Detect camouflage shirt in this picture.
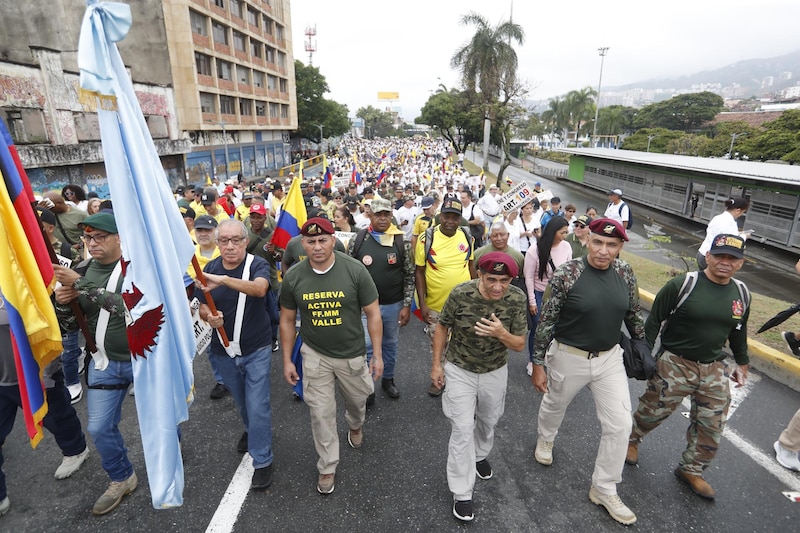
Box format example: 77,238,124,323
533,256,646,366
439,279,528,373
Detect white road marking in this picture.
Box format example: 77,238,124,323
678,372,800,491
205,454,254,533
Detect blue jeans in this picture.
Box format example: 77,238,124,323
527,290,544,362
61,330,81,386
362,300,402,379
87,360,134,482
0,371,87,499
212,346,273,468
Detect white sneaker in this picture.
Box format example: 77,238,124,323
774,441,800,471
55,447,90,479
0,496,9,515
589,486,637,525
534,436,554,465
526,362,533,376
67,383,83,404
128,384,135,396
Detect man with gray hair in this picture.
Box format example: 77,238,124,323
195,219,274,491
474,221,525,277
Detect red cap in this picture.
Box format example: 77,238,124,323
301,217,335,236
250,204,267,216
477,251,519,278
588,218,628,241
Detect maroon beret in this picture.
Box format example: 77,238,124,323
301,217,335,236
477,251,518,278
588,217,628,241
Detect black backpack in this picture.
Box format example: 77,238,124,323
618,202,633,229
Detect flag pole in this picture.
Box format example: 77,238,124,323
191,255,230,347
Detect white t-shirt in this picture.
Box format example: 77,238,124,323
394,205,419,241
698,210,740,254
604,200,630,225
514,214,540,254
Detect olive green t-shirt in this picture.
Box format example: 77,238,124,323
78,260,131,362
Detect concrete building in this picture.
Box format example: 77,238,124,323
0,0,297,196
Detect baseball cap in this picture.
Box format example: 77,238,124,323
179,206,196,220
421,196,435,209
79,212,118,234
574,214,592,227
588,217,628,241
175,185,186,195
35,206,56,225
441,197,463,215
250,204,267,217
243,192,254,200
609,188,623,196
194,215,218,230
709,234,745,259
370,197,392,213
301,217,335,236
478,251,518,278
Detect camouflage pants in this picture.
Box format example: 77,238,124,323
630,350,731,475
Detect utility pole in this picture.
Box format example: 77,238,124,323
592,47,609,148
207,119,230,179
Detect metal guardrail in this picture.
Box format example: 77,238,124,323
278,155,324,177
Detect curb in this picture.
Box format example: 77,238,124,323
638,288,800,391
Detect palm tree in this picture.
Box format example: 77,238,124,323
451,11,525,171
563,87,597,144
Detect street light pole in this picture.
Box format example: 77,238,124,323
591,47,609,148
729,132,747,159
315,124,324,154
207,119,230,179
647,134,657,152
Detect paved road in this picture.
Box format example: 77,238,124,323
3,318,800,532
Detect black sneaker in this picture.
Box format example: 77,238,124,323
476,459,493,480
210,383,229,400
782,332,800,357
453,499,474,521
251,464,273,490
237,432,248,454
382,378,400,399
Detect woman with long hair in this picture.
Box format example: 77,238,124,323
62,184,88,211
524,216,572,375
333,206,356,233
514,201,540,254
696,197,750,269
86,197,102,215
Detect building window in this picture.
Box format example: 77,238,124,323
255,101,266,116
233,31,246,52
253,71,264,88
200,93,216,113
247,7,259,26
279,78,287,93
220,96,235,115
237,65,250,85
189,10,208,36
275,24,285,41
277,52,286,69
230,0,242,18
267,75,277,91
251,40,263,59
240,98,252,116
263,15,273,35
280,104,289,118
217,60,232,81
265,46,275,64
213,0,224,7
212,22,228,45
269,102,279,118
195,52,212,76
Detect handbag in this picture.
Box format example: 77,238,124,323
618,330,656,380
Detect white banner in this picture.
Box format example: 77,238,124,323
190,297,213,357
335,231,357,249
498,182,537,212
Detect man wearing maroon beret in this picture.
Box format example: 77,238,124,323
431,251,528,521
531,217,646,525
280,217,383,496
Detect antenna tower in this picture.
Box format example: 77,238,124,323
304,25,317,65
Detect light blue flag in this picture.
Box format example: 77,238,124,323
78,1,196,508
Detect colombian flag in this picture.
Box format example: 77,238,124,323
271,174,307,249
351,155,362,185
0,118,62,447
376,163,387,187
323,155,333,189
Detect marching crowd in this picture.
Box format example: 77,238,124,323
1,136,800,525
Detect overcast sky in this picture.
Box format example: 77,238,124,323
289,0,800,121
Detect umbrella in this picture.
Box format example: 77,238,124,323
757,303,800,333
291,333,304,400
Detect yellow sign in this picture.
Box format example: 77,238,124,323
377,91,399,100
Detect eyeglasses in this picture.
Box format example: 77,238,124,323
216,237,246,246
64,190,75,197
80,233,109,244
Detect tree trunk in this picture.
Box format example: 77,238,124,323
481,117,491,172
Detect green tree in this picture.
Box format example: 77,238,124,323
621,128,682,152
451,11,525,171
294,61,350,144
633,92,724,132
596,105,637,144
417,88,483,153
356,106,395,139
744,109,800,163
563,87,597,144
698,121,757,158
